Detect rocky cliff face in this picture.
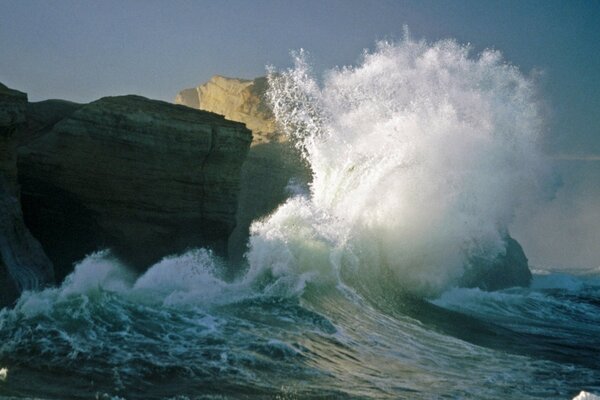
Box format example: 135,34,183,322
0,83,27,192
176,76,310,265
0,83,54,306
176,75,533,289
19,95,252,280
176,76,280,145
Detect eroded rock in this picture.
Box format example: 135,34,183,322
19,95,252,279
0,83,54,306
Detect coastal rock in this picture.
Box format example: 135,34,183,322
228,141,310,265
460,235,532,290
0,83,27,192
23,99,82,144
0,83,54,306
19,95,251,280
176,75,280,145
176,75,310,265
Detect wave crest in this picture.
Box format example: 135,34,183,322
254,37,547,297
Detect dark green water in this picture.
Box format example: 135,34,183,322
0,251,598,399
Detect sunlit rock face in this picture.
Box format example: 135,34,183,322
176,76,310,266
18,95,251,279
176,75,280,145
0,83,54,306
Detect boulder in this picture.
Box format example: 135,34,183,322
460,235,532,290
0,83,54,306
18,95,251,280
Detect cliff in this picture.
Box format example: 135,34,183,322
176,75,310,265
0,83,54,306
175,76,280,145
19,95,252,280
175,75,533,289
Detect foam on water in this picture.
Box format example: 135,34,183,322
246,36,547,297
133,249,250,306
8,249,252,321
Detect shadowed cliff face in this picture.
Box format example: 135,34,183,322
18,95,251,279
0,83,54,306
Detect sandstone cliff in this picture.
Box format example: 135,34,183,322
176,76,311,265
175,75,532,289
0,83,54,306
19,95,252,280
175,76,279,145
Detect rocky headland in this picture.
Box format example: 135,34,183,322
19,95,251,280
176,75,280,145
0,83,54,306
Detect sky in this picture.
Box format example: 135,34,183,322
0,0,599,269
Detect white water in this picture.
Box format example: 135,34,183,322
247,37,548,297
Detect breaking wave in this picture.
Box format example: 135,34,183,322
250,36,547,297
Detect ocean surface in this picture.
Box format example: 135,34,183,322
2,37,599,399
0,253,598,399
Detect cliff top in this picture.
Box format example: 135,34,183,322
0,83,26,98
90,94,250,130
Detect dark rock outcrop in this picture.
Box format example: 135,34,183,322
176,75,311,266
228,142,310,265
19,95,252,280
460,235,532,290
23,99,82,144
0,83,54,306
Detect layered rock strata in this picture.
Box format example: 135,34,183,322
19,95,252,279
